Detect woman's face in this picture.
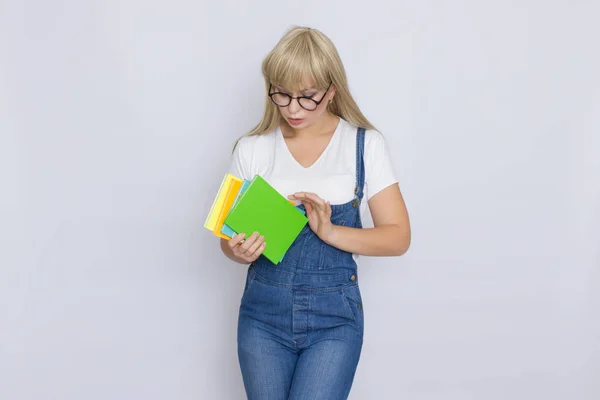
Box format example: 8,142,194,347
270,81,335,130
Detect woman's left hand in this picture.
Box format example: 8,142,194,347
288,192,336,243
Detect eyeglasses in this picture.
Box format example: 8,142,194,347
268,82,332,111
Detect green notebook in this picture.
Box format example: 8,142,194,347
224,175,308,265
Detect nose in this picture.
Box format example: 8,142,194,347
287,97,302,114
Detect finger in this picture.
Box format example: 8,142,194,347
317,200,331,216
238,232,259,253
305,193,326,208
246,235,264,256
303,201,314,214
303,199,324,216
228,232,246,248
288,192,313,200
295,193,323,212
251,242,267,260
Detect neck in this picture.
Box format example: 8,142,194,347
283,113,340,138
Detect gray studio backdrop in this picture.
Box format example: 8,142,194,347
1,1,599,399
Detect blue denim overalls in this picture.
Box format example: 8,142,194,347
237,128,366,400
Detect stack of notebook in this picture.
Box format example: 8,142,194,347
204,173,308,264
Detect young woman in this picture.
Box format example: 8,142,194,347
220,26,411,399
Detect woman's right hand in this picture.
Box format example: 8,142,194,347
225,232,266,264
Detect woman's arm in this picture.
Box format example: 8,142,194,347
289,183,411,257
327,184,410,256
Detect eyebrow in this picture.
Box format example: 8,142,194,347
275,85,317,94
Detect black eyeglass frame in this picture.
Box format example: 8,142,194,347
268,81,333,111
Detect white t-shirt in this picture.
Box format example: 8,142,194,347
227,118,398,258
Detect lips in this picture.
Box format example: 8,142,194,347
288,118,304,126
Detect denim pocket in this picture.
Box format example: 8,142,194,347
341,284,364,334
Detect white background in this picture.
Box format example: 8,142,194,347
1,1,599,399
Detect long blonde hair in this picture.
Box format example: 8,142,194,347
235,26,376,148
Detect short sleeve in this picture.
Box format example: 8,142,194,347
228,137,252,181
364,130,398,199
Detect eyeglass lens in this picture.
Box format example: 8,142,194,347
271,93,318,110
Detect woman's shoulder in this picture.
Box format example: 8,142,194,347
338,118,387,148
233,130,278,153
229,130,278,180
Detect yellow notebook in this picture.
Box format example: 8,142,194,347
213,177,243,239
204,173,243,232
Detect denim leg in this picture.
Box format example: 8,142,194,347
287,337,363,400
237,319,298,399
237,274,298,400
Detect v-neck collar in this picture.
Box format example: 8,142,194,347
277,118,342,170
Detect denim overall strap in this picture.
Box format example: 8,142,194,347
353,127,366,208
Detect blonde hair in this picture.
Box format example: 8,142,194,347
235,26,376,148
